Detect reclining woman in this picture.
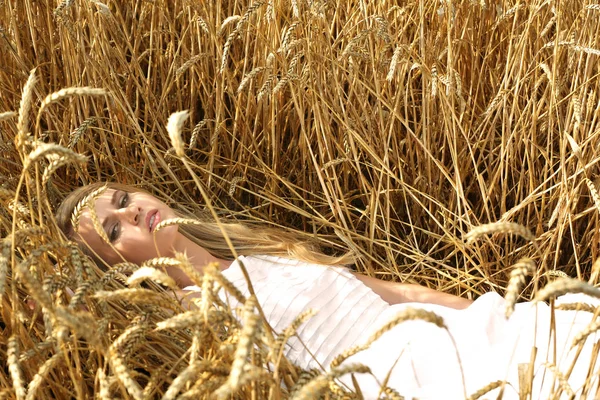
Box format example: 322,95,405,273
56,181,600,399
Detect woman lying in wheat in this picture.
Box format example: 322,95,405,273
56,182,600,399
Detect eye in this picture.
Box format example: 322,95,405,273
109,222,121,242
119,192,129,208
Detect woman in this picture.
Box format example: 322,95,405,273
56,182,600,399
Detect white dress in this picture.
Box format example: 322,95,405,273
184,255,600,399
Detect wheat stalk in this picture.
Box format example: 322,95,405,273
167,110,189,157
0,239,10,298
533,278,600,303
162,361,211,400
556,303,599,313
16,69,37,150
68,117,97,148
330,307,447,368
109,349,143,400
505,258,535,318
7,336,26,400
127,266,177,289
26,352,63,400
214,295,261,398
541,362,574,397
270,308,318,364
24,143,87,169
571,320,600,348
0,111,17,121
36,87,107,124
291,364,372,400
467,380,505,399
70,184,107,232
93,288,175,308
464,221,537,245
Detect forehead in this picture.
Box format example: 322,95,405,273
75,189,119,238
80,189,118,217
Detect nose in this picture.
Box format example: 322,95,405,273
117,204,141,225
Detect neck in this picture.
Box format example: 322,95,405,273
167,232,231,288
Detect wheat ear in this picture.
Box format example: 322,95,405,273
70,184,107,232
330,307,447,368
533,278,600,303
505,258,535,318
127,266,177,289
291,364,372,400
571,320,600,348
26,352,63,400
214,296,261,399
16,69,37,150
467,380,506,399
464,221,536,245
8,335,26,400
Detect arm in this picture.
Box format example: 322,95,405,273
351,272,473,310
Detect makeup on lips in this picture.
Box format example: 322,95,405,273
147,210,160,232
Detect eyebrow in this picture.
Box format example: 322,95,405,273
101,190,120,234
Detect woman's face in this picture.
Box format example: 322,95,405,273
75,188,179,265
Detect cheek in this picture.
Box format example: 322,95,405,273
155,225,178,248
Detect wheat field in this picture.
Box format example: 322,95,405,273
1,0,600,398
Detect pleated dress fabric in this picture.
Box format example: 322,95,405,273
184,255,600,399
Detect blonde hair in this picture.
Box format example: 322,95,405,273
55,182,354,267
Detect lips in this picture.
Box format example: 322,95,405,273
146,210,160,232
